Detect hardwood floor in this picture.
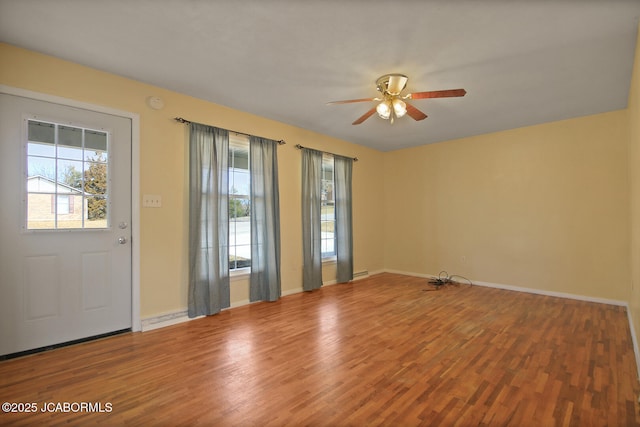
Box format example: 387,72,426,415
1,273,639,426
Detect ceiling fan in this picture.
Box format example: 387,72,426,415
327,73,466,125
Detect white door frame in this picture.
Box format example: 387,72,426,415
0,84,142,332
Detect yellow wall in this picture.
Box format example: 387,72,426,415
383,111,631,301
0,40,636,324
0,43,385,318
629,25,640,357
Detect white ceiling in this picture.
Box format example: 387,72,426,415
1,0,639,151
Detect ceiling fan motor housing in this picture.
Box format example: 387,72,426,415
376,74,409,96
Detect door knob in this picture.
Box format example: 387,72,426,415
118,236,128,245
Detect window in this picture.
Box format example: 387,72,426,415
189,123,282,314
229,133,251,271
321,153,335,258
56,195,72,215
26,120,109,230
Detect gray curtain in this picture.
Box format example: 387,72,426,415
335,155,353,283
249,136,281,302
301,148,323,291
188,123,230,317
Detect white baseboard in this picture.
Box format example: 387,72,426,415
142,270,375,332
141,310,199,332
383,269,437,280
229,299,250,308
471,279,627,306
366,269,385,277
627,308,640,381
384,269,627,306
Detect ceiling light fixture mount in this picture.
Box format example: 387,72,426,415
327,74,466,125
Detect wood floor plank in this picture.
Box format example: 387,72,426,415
0,273,638,426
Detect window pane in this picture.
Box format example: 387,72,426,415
27,191,55,229
57,160,83,189
84,161,107,195
57,194,80,229
230,169,249,196
85,150,108,164
84,161,108,226
322,181,333,205
229,201,251,270
230,147,249,170
230,198,250,219
27,156,55,180
85,196,107,227
229,245,238,270
321,203,334,221
85,150,108,162
58,145,84,161
322,237,335,256
235,245,251,269
321,218,335,257
28,142,55,157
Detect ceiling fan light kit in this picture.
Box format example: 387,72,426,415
328,73,466,125
376,100,392,120
392,98,407,118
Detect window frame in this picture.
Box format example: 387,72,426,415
321,153,336,260
228,133,251,273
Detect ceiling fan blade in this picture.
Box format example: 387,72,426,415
327,97,377,105
352,107,377,125
407,89,467,100
405,102,428,121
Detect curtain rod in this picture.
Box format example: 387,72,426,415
294,144,358,162
175,117,286,145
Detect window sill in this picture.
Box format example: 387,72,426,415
322,256,337,265
230,268,250,281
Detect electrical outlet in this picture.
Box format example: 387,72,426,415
461,256,466,263
142,194,162,208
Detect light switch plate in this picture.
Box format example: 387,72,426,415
142,194,162,208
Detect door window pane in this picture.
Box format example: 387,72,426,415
58,145,84,161
26,120,109,230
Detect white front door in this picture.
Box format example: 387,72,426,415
0,93,132,356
